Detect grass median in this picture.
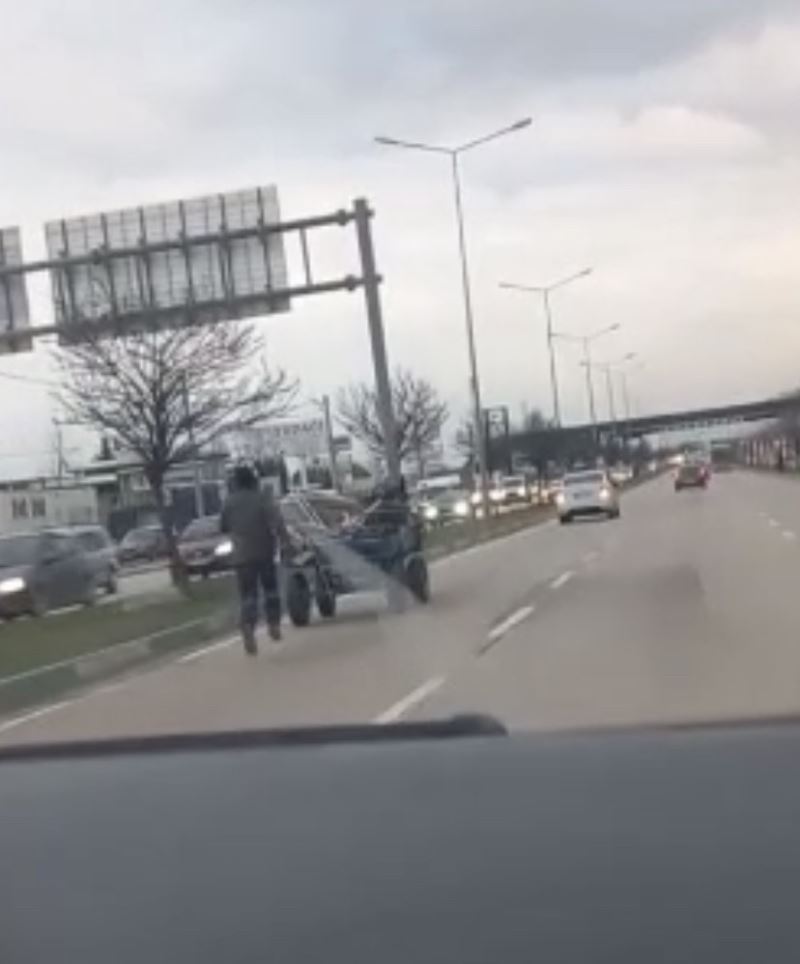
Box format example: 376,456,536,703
0,577,236,682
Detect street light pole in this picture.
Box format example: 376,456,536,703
376,118,532,515
499,268,591,428
582,337,599,428
450,150,487,507
541,288,560,426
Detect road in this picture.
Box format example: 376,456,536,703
4,469,800,744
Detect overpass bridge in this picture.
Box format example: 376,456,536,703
567,395,796,440
490,395,796,471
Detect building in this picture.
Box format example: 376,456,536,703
0,478,99,535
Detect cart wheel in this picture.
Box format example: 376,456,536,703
405,556,430,603
287,573,312,627
316,586,337,619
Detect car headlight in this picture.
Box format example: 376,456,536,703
470,491,482,506
517,486,527,498
490,488,504,502
454,500,469,516
423,505,439,521
0,577,26,595
599,487,611,501
555,492,566,507
214,539,233,557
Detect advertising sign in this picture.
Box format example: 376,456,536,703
0,227,32,353
45,186,289,341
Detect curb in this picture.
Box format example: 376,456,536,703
0,611,235,717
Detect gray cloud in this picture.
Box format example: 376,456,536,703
2,1,800,474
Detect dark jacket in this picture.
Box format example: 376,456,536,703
220,487,287,565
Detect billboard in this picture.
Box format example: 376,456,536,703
0,227,32,353
238,419,327,459
45,186,289,341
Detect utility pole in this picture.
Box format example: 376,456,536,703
353,198,401,485
181,376,205,518
320,394,341,493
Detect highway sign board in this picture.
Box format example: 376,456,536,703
44,186,289,341
0,227,31,353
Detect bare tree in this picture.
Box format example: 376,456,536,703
337,369,448,477
58,321,298,587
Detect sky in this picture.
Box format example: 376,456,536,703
1,0,800,475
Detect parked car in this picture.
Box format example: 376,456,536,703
117,525,168,565
490,474,532,507
0,529,96,618
72,524,119,594
556,469,620,523
177,515,233,578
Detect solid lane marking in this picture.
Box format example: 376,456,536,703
0,700,73,734
373,676,446,724
550,570,574,591
782,530,797,541
768,518,780,528
178,636,236,664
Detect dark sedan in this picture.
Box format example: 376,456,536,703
117,525,168,565
177,516,233,578
675,461,709,491
0,529,96,618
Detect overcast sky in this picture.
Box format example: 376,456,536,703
2,0,800,474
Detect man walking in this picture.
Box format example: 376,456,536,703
221,464,288,654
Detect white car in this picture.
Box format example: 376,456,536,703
556,469,620,523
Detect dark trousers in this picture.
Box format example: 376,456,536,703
236,559,281,630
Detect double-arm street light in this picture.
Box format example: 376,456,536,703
585,352,637,424
375,117,533,512
552,323,620,427
499,267,592,426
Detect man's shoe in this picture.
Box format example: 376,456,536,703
267,622,282,643
242,626,258,655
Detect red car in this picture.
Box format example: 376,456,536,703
675,461,709,491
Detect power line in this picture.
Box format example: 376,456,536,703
0,369,59,389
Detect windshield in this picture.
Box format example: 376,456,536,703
564,472,605,486
121,528,156,547
180,517,220,541
1,1,798,767
0,535,39,568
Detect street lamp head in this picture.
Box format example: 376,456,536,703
374,136,400,146
578,267,593,278
511,117,533,131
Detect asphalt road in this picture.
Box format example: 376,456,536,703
4,469,800,744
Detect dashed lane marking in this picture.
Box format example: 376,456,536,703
373,676,446,724
550,570,575,591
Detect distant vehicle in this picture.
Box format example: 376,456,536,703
117,525,168,565
72,525,119,595
675,461,709,491
490,475,532,507
556,470,620,523
417,487,472,525
609,464,634,485
710,441,736,472
177,515,232,578
0,529,96,618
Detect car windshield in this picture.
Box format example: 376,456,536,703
121,528,156,547
564,472,605,486
180,517,220,541
2,1,799,768
0,535,39,568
